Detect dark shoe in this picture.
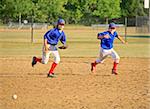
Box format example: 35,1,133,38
32,56,37,67
112,69,118,75
47,73,56,78
91,63,96,72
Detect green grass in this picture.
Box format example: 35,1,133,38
0,27,149,57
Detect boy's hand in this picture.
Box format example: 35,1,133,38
103,34,110,39
97,34,110,39
44,44,50,52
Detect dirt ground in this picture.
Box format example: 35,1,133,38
0,57,150,109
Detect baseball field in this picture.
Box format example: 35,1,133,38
0,26,150,109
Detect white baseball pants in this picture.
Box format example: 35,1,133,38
96,47,120,63
41,46,60,64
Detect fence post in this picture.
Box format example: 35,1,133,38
31,9,34,43
148,7,150,32
125,17,127,42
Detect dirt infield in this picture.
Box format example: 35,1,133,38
0,57,150,109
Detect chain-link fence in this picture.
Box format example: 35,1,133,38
135,16,150,33
6,22,48,30
1,16,149,37
90,16,149,30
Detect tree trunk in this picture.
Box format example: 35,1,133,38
19,13,21,25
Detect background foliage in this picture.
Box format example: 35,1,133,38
0,0,148,25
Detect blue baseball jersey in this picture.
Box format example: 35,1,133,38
98,31,118,49
44,28,66,45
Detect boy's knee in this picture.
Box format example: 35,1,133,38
96,59,104,64
41,60,48,64
55,59,60,64
115,57,120,63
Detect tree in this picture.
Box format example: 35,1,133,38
35,0,67,23
14,0,33,24
0,0,33,23
65,0,121,25
92,0,121,18
120,0,146,17
0,0,16,23
0,0,148,24
64,0,84,24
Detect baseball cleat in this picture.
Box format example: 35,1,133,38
112,69,118,75
91,63,96,72
47,73,56,78
32,56,37,67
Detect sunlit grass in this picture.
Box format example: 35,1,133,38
0,27,149,57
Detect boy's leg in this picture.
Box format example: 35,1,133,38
32,56,38,67
41,51,51,64
48,51,60,76
32,56,42,67
111,49,120,75
112,62,118,75
32,50,50,67
91,48,108,72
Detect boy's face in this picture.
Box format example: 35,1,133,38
109,27,116,33
58,23,64,30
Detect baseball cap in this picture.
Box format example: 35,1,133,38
109,23,116,28
57,19,65,25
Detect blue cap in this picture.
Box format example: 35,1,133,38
57,19,65,25
109,23,116,28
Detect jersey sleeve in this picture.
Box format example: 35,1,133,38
114,31,118,37
44,29,53,39
60,32,66,44
97,31,108,37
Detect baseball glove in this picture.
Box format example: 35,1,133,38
58,45,67,49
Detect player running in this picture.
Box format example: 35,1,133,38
91,23,126,75
32,19,67,78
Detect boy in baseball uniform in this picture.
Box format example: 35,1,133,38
32,19,67,78
91,23,126,75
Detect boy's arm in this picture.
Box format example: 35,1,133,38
59,33,68,49
60,33,67,47
97,32,110,39
117,35,127,44
43,39,49,52
43,30,52,52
